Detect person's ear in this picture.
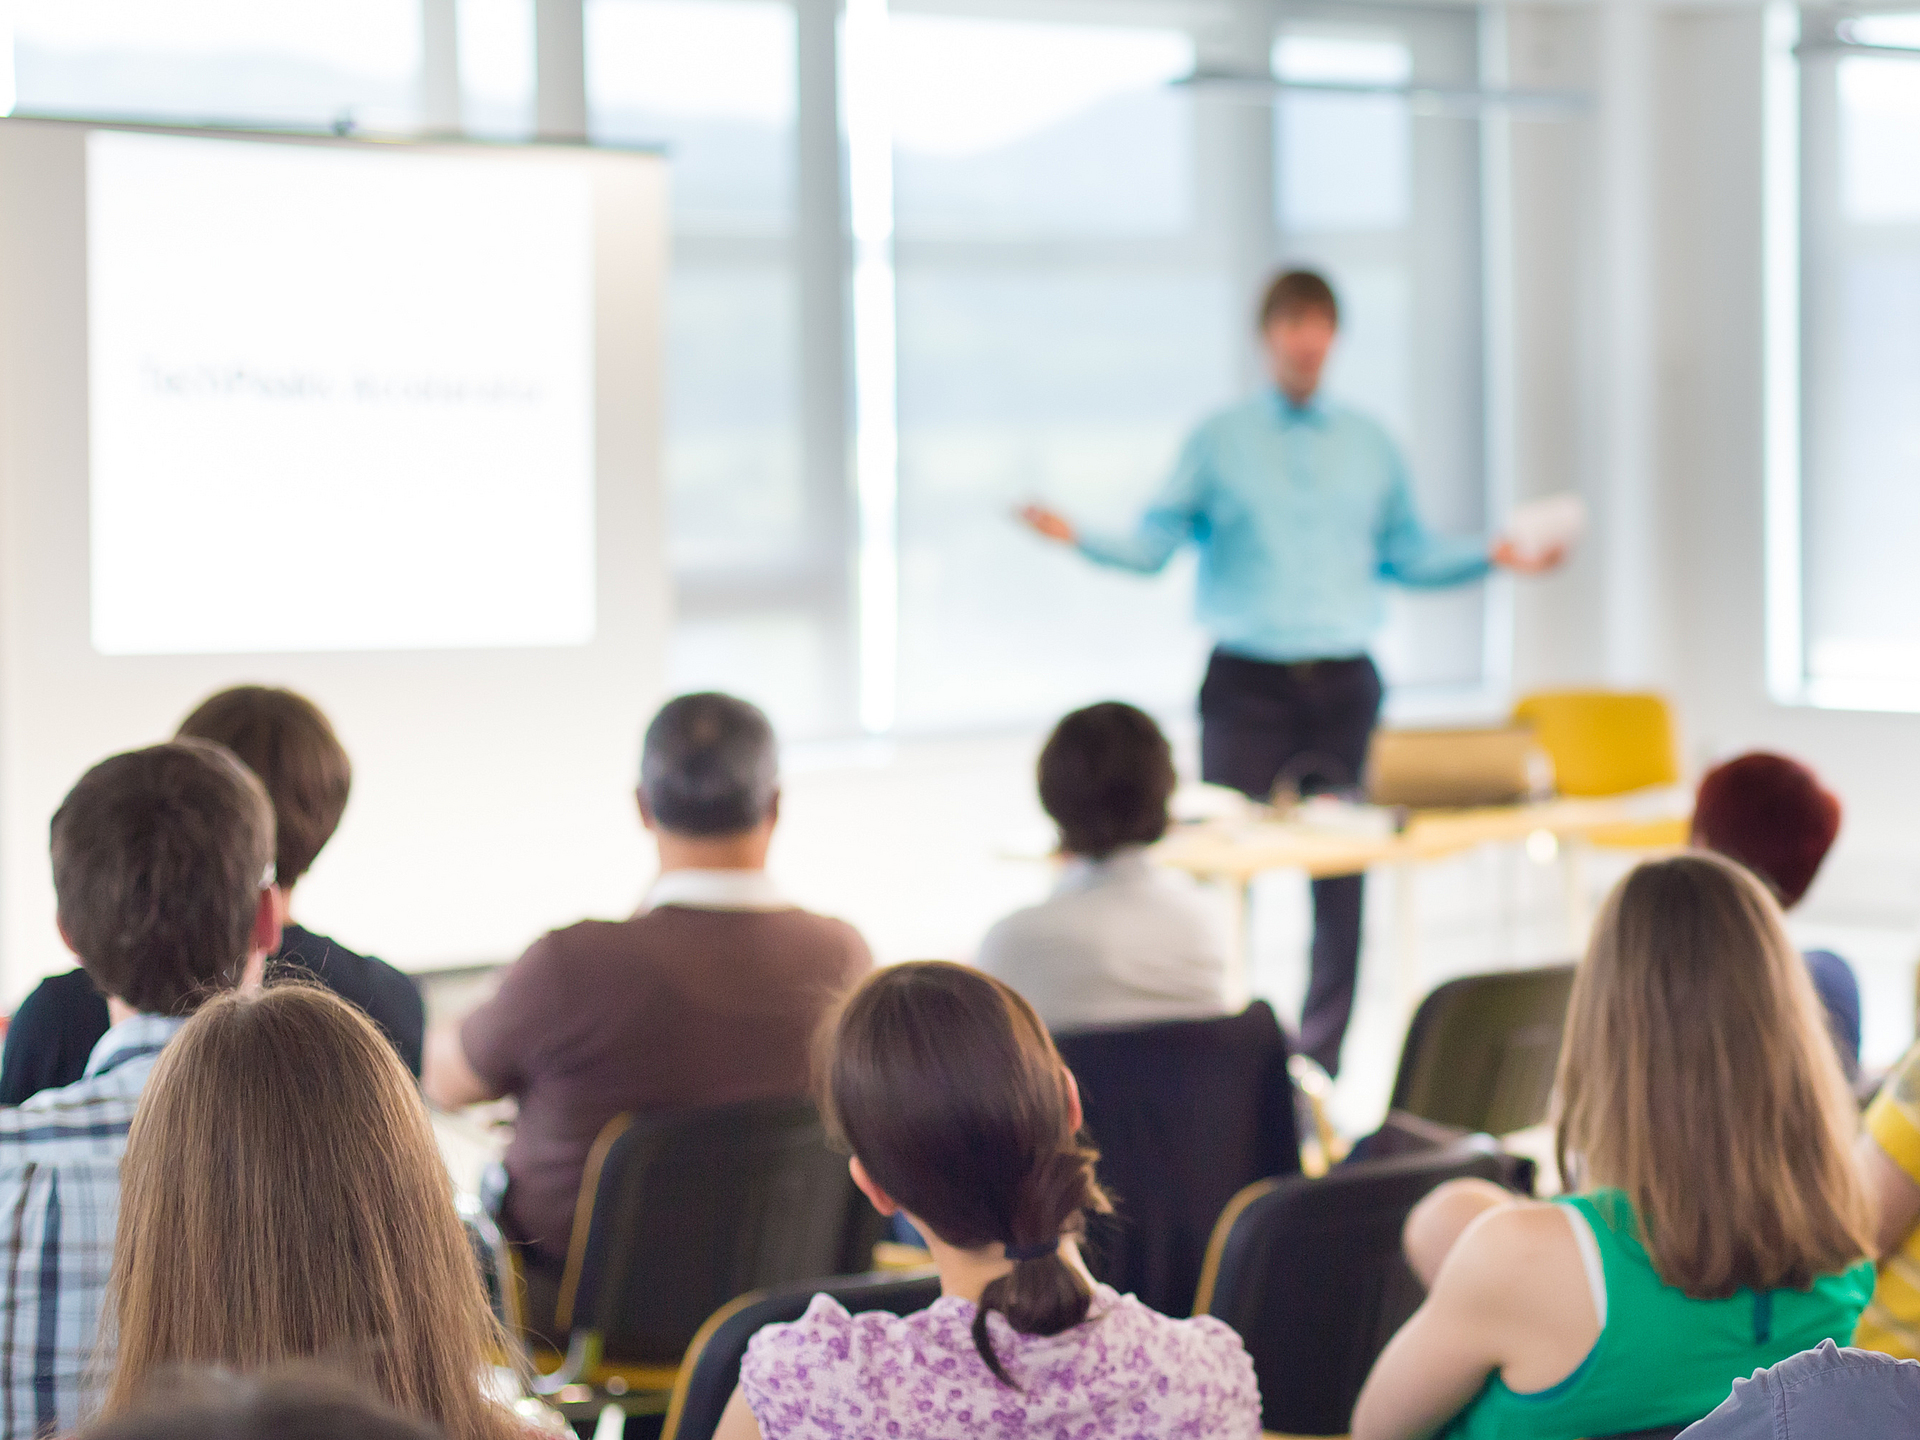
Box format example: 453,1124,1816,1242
849,1155,898,1217
248,887,282,971
636,789,658,833
1063,1066,1084,1134
765,789,781,828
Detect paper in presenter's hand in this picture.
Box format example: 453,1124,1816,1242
1503,493,1587,566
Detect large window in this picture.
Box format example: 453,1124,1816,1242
11,1,421,132
587,0,853,737
882,2,1487,735
1794,9,1920,707
889,13,1222,733
5,0,1494,739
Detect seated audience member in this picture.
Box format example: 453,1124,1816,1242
1678,1340,1920,1436
83,1371,444,1440
976,702,1231,1031
1852,1041,1920,1359
714,961,1260,1440
0,741,280,1439
423,692,872,1316
1692,750,1860,1078
0,686,424,1102
102,986,525,1440
1350,853,1874,1440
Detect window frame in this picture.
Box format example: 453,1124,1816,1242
1768,1,1920,712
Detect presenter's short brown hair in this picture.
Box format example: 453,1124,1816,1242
51,740,274,1014
1259,269,1340,329
1038,703,1177,860
177,686,351,888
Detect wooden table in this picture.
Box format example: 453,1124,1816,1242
1153,796,1683,1025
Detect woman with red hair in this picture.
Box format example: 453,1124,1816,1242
1691,750,1858,1079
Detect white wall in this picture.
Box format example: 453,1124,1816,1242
1501,3,1920,936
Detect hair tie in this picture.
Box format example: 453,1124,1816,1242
1005,1238,1058,1263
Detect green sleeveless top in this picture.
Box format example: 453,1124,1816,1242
1443,1190,1874,1439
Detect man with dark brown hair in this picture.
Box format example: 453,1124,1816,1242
0,741,281,1440
1018,269,1563,1074
0,688,424,1102
176,688,423,1070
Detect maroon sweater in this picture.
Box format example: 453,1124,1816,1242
462,904,872,1264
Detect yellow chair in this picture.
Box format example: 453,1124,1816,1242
1511,690,1690,849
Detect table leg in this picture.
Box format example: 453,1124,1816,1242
1560,839,1592,953
1228,874,1254,1010
1392,860,1422,1036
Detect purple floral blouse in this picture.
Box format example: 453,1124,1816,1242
739,1282,1261,1439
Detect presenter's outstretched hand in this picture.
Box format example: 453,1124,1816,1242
1490,538,1567,575
1017,504,1077,545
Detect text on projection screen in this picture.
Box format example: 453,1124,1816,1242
86,130,596,655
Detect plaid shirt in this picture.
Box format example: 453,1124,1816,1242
0,1014,184,1440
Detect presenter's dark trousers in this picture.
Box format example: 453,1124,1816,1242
1199,650,1383,1077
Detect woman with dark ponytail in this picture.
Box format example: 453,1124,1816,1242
714,961,1259,1439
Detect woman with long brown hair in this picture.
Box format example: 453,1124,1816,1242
1351,852,1876,1439
101,985,526,1440
713,961,1258,1440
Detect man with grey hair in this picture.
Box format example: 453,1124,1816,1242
424,693,872,1331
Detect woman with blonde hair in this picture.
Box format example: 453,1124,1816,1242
101,985,525,1440
1351,852,1875,1439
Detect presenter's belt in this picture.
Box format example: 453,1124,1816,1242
1199,649,1378,707
1196,650,1382,796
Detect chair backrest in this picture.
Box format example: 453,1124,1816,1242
1198,1135,1520,1436
1512,690,1680,797
1054,1001,1299,1317
1389,964,1577,1135
559,1095,884,1365
661,1270,943,1440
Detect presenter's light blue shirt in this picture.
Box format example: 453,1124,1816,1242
1076,390,1490,663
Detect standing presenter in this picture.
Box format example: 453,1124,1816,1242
1019,270,1562,1075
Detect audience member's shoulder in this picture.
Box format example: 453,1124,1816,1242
785,907,873,964
1092,1288,1260,1428
743,1292,909,1376
975,905,1043,968
497,918,639,980
1683,1341,1920,1436
1106,1286,1252,1370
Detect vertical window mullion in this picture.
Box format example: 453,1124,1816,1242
842,0,899,734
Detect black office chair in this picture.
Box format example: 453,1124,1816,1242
526,1095,884,1407
660,1269,942,1440
1389,964,1576,1135
1196,1134,1529,1436
1054,1001,1300,1317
